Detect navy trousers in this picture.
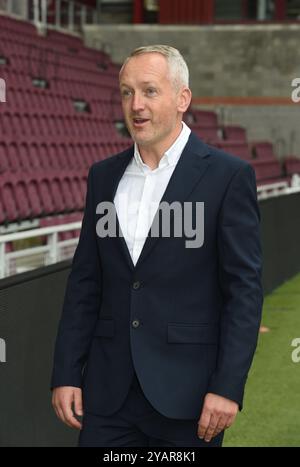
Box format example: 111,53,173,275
78,372,224,447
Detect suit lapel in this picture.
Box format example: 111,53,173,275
100,146,136,271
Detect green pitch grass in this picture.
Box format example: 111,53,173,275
223,273,300,447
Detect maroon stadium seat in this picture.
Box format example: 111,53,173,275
0,177,18,222
252,142,276,160
59,174,77,211
49,174,66,213
218,141,253,160
223,126,247,142
190,110,218,127
250,159,283,183
0,142,9,173
189,124,221,143
36,175,55,215
7,143,21,172
24,175,43,217
13,176,32,219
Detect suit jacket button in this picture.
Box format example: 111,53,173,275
132,319,140,328
133,281,141,290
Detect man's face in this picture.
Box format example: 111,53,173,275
119,53,184,149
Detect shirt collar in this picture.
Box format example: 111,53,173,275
133,121,191,172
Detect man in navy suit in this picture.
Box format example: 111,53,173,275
51,45,263,447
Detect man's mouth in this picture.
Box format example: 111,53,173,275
132,118,150,127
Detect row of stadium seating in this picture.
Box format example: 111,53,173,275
1,147,299,226
1,157,299,229
0,140,130,173
0,87,118,118
0,69,118,101
0,170,86,224
0,112,124,140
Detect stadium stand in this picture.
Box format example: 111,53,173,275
0,14,131,229
185,107,300,188
1,14,300,224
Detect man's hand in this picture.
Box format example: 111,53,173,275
197,393,239,442
52,386,83,430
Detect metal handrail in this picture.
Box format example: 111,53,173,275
0,221,82,279
0,221,81,243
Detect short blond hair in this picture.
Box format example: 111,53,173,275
120,45,189,89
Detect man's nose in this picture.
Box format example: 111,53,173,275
131,92,145,112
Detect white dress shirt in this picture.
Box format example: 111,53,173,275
114,122,191,266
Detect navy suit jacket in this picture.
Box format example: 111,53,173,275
51,132,263,419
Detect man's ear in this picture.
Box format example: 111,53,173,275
177,87,192,113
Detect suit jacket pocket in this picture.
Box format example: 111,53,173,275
93,319,115,337
167,323,218,344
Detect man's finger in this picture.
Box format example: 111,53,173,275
63,404,82,429
197,410,212,439
74,391,84,417
203,413,219,442
52,395,65,424
55,404,70,427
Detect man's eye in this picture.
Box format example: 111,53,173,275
122,90,132,97
146,88,157,96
